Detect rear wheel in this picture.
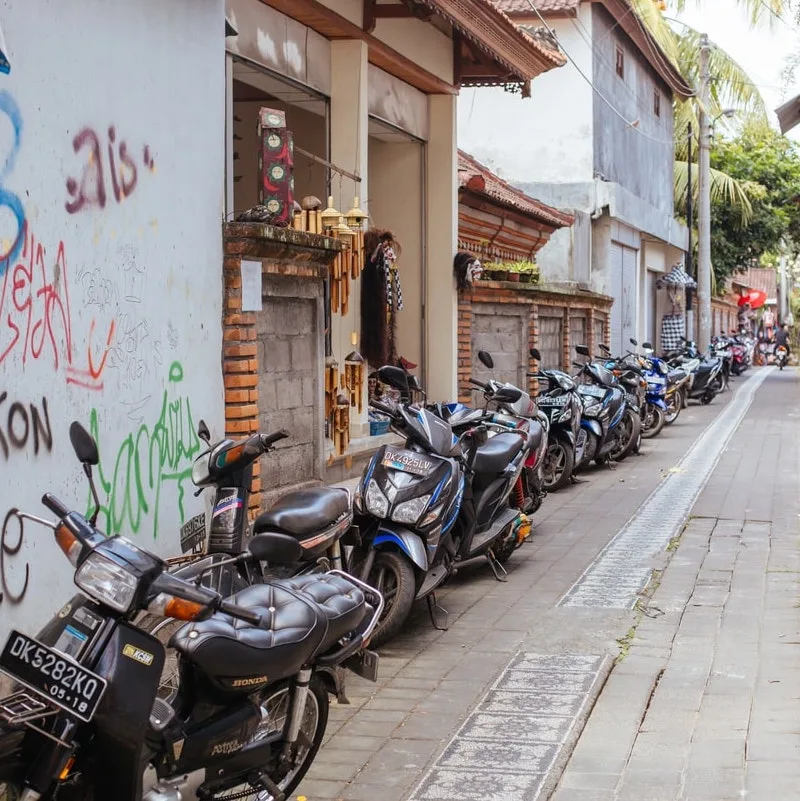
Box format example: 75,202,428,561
641,404,666,439
541,438,574,492
219,677,328,801
664,392,682,425
357,550,416,648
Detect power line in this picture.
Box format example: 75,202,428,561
756,0,800,34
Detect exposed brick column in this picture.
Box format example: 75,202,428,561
222,257,261,514
458,294,473,403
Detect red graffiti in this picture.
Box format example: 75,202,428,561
0,223,115,390
65,126,155,215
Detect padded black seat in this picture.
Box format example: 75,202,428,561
668,368,688,382
254,487,350,538
170,575,365,680
473,433,524,475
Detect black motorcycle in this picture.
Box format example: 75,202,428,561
350,365,535,645
529,348,585,491
0,422,383,801
138,422,354,701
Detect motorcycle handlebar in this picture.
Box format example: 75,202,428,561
218,598,262,625
41,493,70,518
370,399,396,417
261,429,289,449
469,378,490,390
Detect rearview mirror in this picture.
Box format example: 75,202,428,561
575,345,590,357
478,350,494,369
630,338,638,347
530,347,542,361
197,419,211,444
599,343,611,354
69,422,99,466
377,365,412,393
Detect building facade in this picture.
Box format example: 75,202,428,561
458,0,692,354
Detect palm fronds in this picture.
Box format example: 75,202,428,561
674,160,756,226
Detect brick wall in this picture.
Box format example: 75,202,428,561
223,223,341,517
457,280,613,403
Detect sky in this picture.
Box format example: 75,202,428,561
673,0,800,138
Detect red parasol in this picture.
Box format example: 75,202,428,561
738,289,767,309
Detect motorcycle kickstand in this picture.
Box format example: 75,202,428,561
427,593,449,631
486,550,509,582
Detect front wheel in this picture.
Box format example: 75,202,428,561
358,550,416,647
541,438,575,492
609,409,640,462
641,404,666,439
664,392,682,425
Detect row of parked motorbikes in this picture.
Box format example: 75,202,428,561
0,333,751,801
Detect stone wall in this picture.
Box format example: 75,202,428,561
223,223,341,515
458,281,613,403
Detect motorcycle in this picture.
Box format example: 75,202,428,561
664,365,691,425
776,344,789,370
637,344,669,439
0,422,383,801
598,342,646,457
572,345,630,468
665,339,724,405
137,422,354,700
430,350,548,515
350,365,535,645
529,348,585,491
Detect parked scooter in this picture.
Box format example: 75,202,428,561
350,365,535,645
665,339,724,404
664,365,692,425
0,422,383,801
529,348,586,490
572,345,630,468
137,422,354,700
598,342,646,457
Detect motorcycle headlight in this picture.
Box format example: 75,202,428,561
75,552,139,613
393,494,432,525
558,405,572,422
365,479,389,518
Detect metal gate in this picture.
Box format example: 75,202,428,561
610,243,638,354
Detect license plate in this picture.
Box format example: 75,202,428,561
538,395,568,406
648,376,666,385
382,449,435,476
579,385,606,398
180,512,206,554
626,393,639,405
0,631,107,722
344,649,380,683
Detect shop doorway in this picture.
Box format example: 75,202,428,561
366,118,425,377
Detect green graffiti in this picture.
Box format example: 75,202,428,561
90,361,202,539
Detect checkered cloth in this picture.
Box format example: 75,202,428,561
661,314,685,353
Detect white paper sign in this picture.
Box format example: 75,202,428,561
240,259,263,312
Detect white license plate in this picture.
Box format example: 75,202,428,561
382,449,436,476
538,395,568,406
648,376,666,385
579,385,606,398
0,631,107,722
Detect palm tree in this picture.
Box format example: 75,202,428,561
629,0,777,227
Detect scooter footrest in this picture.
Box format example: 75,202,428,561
0,690,57,724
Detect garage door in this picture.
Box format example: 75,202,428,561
609,242,638,355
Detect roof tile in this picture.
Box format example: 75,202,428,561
492,0,581,16
458,150,574,228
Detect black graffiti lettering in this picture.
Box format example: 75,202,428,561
7,402,29,449
1,508,29,605
31,398,52,454
0,395,53,460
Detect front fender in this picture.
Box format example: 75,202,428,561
372,526,428,571
650,399,668,411
581,419,603,438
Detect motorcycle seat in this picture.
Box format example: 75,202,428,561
473,432,523,474
170,574,365,680
668,368,688,381
253,487,350,538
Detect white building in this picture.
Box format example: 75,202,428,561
459,0,693,353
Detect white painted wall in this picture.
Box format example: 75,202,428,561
457,7,594,184
0,0,225,633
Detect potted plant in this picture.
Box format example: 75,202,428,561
513,260,539,284
484,261,509,281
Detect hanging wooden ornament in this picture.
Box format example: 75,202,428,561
333,392,351,455
344,350,365,413
325,356,339,421
345,197,367,279
333,216,355,317
300,196,322,234
320,196,340,232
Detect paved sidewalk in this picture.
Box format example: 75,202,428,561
299,377,752,800
551,367,800,801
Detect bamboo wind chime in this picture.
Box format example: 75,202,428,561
293,195,366,316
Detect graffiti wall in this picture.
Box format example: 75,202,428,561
0,0,225,633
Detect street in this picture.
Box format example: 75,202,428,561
300,367,800,801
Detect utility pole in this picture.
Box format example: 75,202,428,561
686,122,694,341
697,34,712,351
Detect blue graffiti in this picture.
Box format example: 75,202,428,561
0,91,24,273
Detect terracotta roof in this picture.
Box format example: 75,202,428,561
422,0,567,85
493,0,580,16
735,267,778,301
458,150,574,228
776,93,800,134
